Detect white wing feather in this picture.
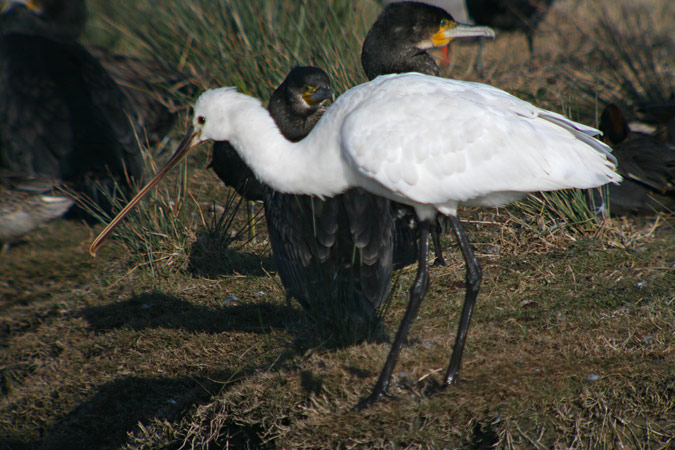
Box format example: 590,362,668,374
336,73,620,209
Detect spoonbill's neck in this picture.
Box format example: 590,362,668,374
221,92,351,198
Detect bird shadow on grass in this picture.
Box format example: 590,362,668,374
34,293,306,449
77,291,381,352
187,227,274,278
79,291,300,335
8,371,278,450
16,375,213,450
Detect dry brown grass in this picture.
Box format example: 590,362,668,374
1,0,674,449
3,207,671,449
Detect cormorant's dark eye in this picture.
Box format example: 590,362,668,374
197,116,206,125
440,19,448,27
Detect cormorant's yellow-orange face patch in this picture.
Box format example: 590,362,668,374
431,19,458,47
302,85,321,106
302,85,335,107
25,0,41,14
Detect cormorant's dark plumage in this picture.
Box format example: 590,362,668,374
265,67,335,141
0,0,143,214
596,104,675,215
265,184,393,335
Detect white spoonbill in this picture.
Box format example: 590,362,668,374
90,72,621,409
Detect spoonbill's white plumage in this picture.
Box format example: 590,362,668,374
90,71,621,409
193,74,618,208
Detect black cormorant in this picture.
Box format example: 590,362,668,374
595,104,674,215
0,0,143,214
211,66,394,342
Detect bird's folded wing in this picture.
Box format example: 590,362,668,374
340,76,620,207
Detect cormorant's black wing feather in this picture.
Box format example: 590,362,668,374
264,187,394,316
263,189,322,309
342,187,393,307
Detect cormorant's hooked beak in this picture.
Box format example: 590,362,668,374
89,124,203,256
303,86,336,107
432,22,495,47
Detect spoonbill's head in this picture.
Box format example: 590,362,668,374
88,81,335,256
87,88,239,257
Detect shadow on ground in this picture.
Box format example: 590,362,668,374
3,374,218,450
188,229,275,279
79,291,299,334
3,292,304,450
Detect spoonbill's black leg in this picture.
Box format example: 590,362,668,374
444,215,481,385
355,220,431,410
